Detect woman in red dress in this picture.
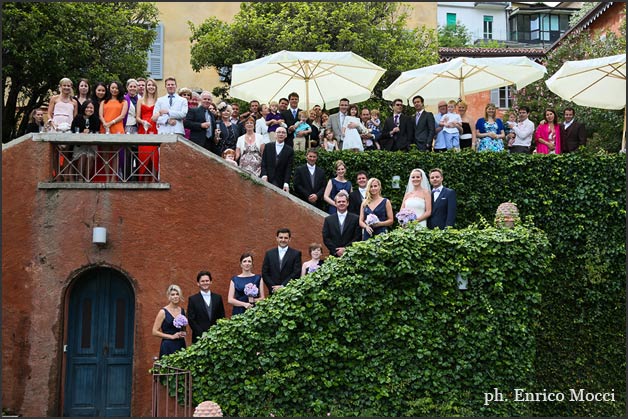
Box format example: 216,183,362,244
136,78,159,181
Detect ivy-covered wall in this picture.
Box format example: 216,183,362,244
307,149,626,416
162,224,552,416
161,149,625,416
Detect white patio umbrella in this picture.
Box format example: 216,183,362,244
229,50,385,110
545,53,626,151
382,56,547,105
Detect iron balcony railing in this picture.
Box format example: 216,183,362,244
32,133,177,186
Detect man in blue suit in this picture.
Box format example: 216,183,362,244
427,168,456,229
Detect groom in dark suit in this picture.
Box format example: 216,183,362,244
427,168,456,229
322,191,361,257
262,228,302,295
261,126,294,192
187,270,225,343
292,148,326,210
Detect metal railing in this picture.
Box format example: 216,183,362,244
31,133,178,185
151,360,193,417
52,143,161,183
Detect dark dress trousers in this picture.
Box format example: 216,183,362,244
187,292,225,343
427,187,457,229
262,247,302,294
184,106,215,151
260,142,295,189
292,164,326,209
559,121,586,153
322,212,361,257
411,111,436,151
281,108,302,148
379,114,413,151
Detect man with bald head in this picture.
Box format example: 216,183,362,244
184,90,216,152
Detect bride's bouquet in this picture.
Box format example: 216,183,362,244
396,208,417,227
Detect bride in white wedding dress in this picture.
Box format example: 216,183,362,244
400,168,432,227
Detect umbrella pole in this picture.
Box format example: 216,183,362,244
622,108,626,153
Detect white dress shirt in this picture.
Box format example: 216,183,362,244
153,93,188,135
200,290,212,307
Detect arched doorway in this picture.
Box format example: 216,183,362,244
63,267,135,416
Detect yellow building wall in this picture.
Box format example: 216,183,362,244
155,2,437,93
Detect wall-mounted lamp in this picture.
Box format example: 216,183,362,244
391,175,401,189
456,273,468,291
93,227,107,245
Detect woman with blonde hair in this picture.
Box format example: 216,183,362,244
400,168,432,227
152,284,187,358
359,177,394,240
136,78,159,180
456,100,476,149
48,77,78,132
323,160,353,214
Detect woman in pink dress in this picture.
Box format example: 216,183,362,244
136,78,159,181
534,108,561,154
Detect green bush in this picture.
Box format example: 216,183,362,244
305,148,626,416
161,223,552,416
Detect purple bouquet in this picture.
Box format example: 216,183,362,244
396,208,417,226
173,313,188,329
307,264,320,274
365,213,380,226
244,283,259,298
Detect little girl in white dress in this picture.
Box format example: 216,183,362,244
341,104,365,151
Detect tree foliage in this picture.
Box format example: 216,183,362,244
437,22,472,47
512,10,626,152
188,2,438,101
2,2,159,141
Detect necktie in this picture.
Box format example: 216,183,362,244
433,188,441,200
340,113,345,128
292,109,297,119
416,112,421,125
394,114,399,126
339,214,344,234
168,95,174,106
310,169,315,188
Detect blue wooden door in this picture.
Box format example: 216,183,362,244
64,268,135,416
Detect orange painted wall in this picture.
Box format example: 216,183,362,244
2,136,325,416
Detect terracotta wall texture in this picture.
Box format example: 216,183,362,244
1,135,325,416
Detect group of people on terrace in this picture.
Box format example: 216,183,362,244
33,75,588,210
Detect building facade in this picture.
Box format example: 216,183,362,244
146,2,437,93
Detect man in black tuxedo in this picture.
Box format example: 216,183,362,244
410,94,435,151
348,170,368,215
262,228,302,295
280,92,301,147
261,127,294,192
292,148,326,210
427,168,457,229
322,191,361,257
187,270,225,343
379,98,412,151
183,91,216,153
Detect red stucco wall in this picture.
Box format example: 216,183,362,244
2,135,325,416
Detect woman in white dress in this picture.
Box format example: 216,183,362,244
341,104,365,152
400,168,432,227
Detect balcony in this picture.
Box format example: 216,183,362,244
34,133,177,189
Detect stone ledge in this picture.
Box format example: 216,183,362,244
37,182,171,190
